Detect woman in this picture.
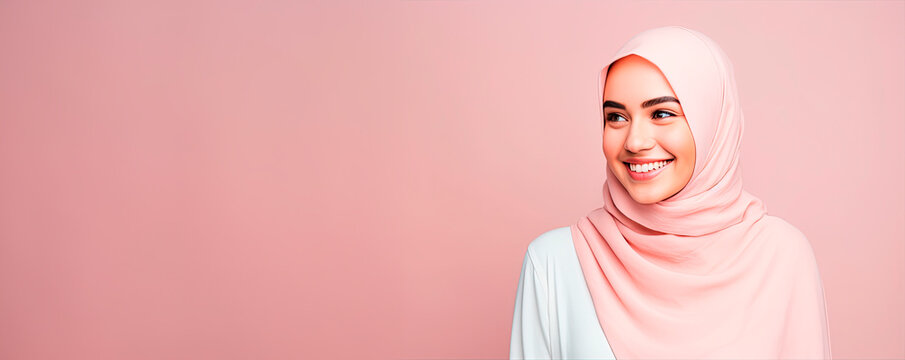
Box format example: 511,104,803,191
509,26,832,359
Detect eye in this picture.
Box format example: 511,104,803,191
653,110,676,119
606,113,627,123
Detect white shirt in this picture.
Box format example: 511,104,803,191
509,226,616,360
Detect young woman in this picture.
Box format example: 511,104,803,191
509,26,832,359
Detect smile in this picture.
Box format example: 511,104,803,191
624,159,673,181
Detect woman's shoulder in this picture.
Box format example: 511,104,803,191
759,215,812,248
524,226,577,267
757,215,821,265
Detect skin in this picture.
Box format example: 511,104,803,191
602,55,695,204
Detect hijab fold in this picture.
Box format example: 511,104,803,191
571,26,832,359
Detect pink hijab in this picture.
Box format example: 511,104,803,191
571,26,832,359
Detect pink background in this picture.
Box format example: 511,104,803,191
1,1,902,359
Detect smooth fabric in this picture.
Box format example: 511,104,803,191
571,26,832,359
510,226,616,360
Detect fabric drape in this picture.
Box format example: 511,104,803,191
572,26,832,359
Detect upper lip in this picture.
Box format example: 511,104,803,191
622,158,674,164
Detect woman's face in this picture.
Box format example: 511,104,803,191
602,55,695,204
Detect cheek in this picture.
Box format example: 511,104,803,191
659,125,696,172
602,129,624,161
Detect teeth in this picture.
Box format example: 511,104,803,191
629,160,670,173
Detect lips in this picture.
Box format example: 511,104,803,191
622,158,674,164
624,159,673,181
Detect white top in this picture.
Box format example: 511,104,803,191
509,226,616,360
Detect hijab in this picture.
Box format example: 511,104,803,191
571,26,832,359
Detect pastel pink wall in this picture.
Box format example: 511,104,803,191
0,1,902,359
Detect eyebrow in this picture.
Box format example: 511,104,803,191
603,96,680,110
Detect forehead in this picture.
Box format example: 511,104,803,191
602,55,678,102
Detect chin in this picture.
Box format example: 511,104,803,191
623,184,670,204
629,192,662,205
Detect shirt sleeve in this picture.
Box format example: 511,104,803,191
509,249,552,359
780,233,834,359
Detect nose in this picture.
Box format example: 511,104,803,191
624,120,656,153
